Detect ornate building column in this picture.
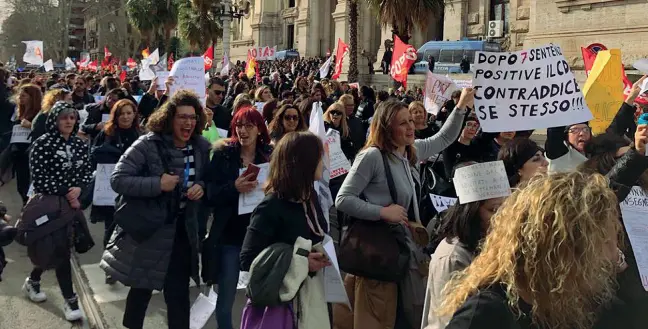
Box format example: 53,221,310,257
331,0,349,78
443,0,468,41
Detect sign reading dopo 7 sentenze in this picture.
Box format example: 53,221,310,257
473,44,592,132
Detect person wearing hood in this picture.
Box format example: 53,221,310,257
23,101,92,322
545,75,646,173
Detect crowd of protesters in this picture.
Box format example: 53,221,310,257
0,54,645,329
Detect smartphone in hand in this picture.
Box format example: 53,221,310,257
243,164,260,181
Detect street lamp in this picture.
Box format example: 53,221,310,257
214,0,250,67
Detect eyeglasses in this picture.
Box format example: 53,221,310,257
211,90,224,95
176,114,197,122
330,111,342,117
235,123,256,130
466,122,479,129
284,115,299,122
568,127,591,134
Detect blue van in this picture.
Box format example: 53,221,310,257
413,40,501,74
275,50,300,60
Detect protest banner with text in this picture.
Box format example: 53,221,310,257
424,72,458,115
582,50,625,134
473,44,592,132
169,57,207,102
248,46,277,61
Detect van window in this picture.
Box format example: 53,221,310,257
438,50,454,63
424,49,440,60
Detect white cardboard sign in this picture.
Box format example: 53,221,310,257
156,71,170,90
326,129,351,179
169,57,207,101
430,194,457,212
619,186,648,291
10,125,31,144
473,44,592,132
237,163,270,215
424,72,458,115
93,163,117,206
453,161,511,204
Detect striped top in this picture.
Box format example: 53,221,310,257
179,145,196,210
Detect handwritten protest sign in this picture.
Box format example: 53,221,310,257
583,50,624,135
453,79,472,89
326,129,351,179
424,72,458,115
619,186,648,291
473,44,592,132
322,235,351,309
10,125,31,144
430,194,457,212
93,164,117,206
156,71,170,90
169,57,206,101
453,161,510,204
247,46,276,61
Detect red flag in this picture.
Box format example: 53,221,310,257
332,39,349,80
203,45,214,71
126,57,137,70
88,60,98,71
390,35,416,88
168,53,175,70
104,46,112,58
101,56,110,69
581,45,648,106
119,70,127,82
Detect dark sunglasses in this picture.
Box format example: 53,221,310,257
211,90,224,95
284,115,299,121
330,111,342,117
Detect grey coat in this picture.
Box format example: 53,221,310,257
100,132,210,290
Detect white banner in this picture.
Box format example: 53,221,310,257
139,58,156,81
22,40,44,66
473,44,592,132
247,46,276,61
453,161,510,204
169,57,206,100
65,57,76,71
619,186,648,291
430,194,457,213
326,129,351,179
10,125,31,144
93,163,117,206
237,163,270,215
43,59,54,72
424,72,458,115
155,71,170,90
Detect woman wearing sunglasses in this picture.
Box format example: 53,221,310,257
268,104,306,145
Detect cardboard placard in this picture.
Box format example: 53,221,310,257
93,164,117,206
453,161,510,204
473,44,592,132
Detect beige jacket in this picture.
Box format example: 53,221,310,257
422,238,474,329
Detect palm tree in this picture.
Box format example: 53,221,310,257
364,0,444,44
348,0,359,82
126,0,178,52
177,0,222,51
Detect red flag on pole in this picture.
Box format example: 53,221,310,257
390,35,417,88
126,58,137,70
203,45,214,71
332,39,349,80
104,46,112,58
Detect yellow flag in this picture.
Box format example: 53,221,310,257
583,49,624,135
246,57,257,79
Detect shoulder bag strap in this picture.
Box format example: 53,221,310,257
380,151,398,204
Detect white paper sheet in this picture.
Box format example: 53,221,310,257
101,114,110,123
237,163,270,215
93,164,117,206
189,287,218,329
237,271,250,290
10,125,31,144
430,194,457,213
322,235,351,309
326,129,351,179
619,186,648,291
453,161,511,204
216,128,228,139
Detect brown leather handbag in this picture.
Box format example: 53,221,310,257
338,152,410,282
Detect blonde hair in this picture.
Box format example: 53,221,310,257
338,94,354,107
254,86,272,102
364,99,417,166
323,103,349,139
408,101,426,117
42,89,70,114
438,171,621,329
233,93,253,114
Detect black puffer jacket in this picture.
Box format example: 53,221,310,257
100,132,210,290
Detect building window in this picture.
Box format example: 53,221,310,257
490,0,510,33
288,0,295,8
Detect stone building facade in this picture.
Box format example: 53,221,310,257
220,0,648,80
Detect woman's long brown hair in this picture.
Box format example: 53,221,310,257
14,84,42,121
364,99,417,166
104,99,140,136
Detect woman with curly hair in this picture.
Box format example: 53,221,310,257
100,90,211,329
439,171,623,329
